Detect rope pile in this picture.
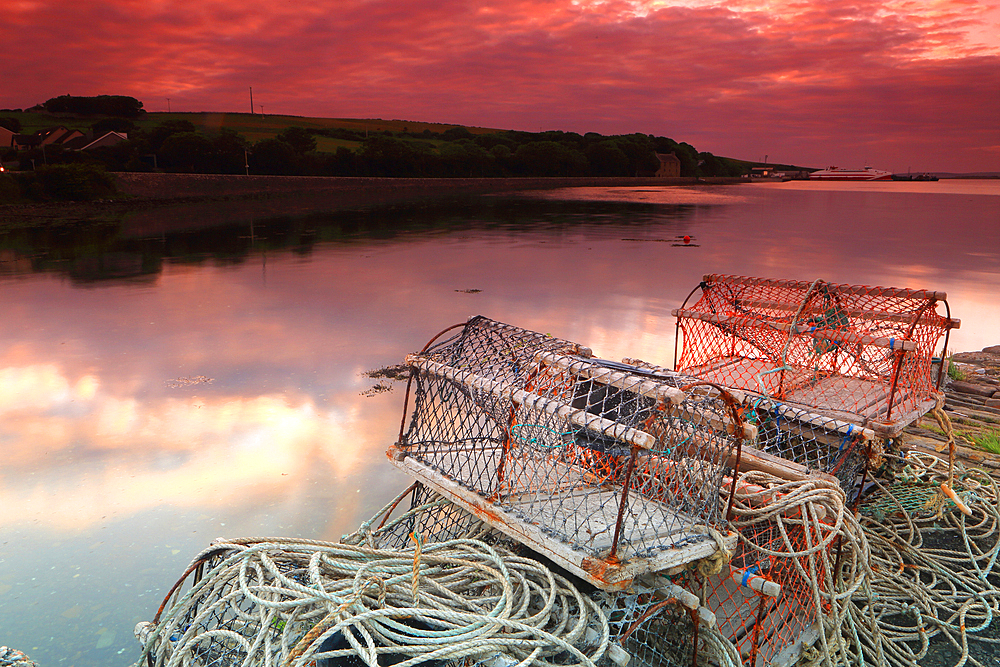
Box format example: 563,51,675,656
135,534,611,667
133,454,1000,667
698,448,1000,667
857,450,1000,667
719,469,884,667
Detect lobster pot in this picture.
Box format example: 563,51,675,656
376,485,734,667
391,317,743,590
673,275,959,437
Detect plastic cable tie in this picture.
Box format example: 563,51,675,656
741,564,760,587
837,425,853,454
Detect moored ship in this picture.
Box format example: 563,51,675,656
809,165,893,181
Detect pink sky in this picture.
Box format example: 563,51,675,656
4,0,999,172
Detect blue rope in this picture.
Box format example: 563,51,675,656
511,423,573,448
837,424,854,455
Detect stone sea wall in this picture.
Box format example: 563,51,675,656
904,346,1000,468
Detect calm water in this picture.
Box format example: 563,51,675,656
0,180,997,665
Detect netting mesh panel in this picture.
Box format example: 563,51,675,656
371,483,490,550
594,586,698,667
691,524,821,667
401,317,740,561
674,275,952,434
748,399,874,493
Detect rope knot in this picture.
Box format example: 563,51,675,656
696,527,733,577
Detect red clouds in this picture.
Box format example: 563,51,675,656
2,0,998,171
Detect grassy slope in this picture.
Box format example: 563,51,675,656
4,110,500,150
4,109,813,170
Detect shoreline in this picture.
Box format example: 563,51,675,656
112,173,741,200
0,174,743,229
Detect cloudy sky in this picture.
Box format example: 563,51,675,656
4,0,999,172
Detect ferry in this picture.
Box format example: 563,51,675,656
809,166,893,181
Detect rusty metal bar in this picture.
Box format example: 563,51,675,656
609,445,640,562
680,381,748,522
886,299,935,421
690,606,700,667
747,592,769,667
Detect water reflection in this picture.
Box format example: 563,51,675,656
0,195,708,283
0,182,997,665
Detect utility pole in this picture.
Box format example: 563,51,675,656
250,87,254,114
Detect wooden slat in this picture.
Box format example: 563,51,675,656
702,274,949,302
409,355,657,450
731,297,960,329
785,376,883,415
770,622,822,667
724,444,833,484
672,309,918,352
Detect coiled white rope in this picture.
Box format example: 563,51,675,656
856,451,1000,667
135,535,611,667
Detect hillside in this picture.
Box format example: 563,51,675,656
0,96,812,198
6,109,811,168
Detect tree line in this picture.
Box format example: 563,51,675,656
4,119,744,179
2,96,748,199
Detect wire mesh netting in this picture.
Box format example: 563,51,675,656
672,275,958,437
394,316,746,579
745,398,879,496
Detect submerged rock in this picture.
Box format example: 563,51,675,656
0,647,39,667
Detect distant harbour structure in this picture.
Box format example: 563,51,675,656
809,165,893,181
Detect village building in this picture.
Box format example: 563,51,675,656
0,125,15,149
654,152,681,177
11,126,128,152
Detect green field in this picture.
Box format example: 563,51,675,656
2,109,501,153
2,104,803,176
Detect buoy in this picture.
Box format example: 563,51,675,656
683,235,691,244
